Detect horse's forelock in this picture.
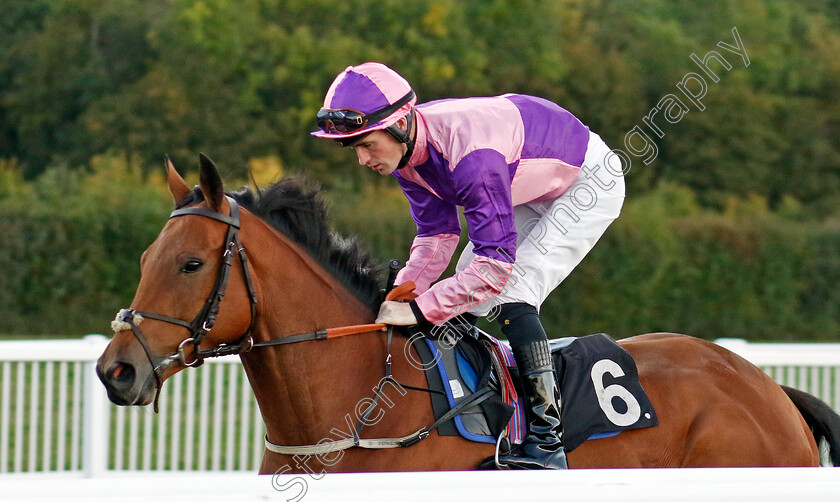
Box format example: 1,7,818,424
175,187,204,209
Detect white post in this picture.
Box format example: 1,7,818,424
82,334,110,477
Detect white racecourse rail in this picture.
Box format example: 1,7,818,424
1,334,840,478
0,335,265,476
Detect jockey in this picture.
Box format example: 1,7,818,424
312,62,625,470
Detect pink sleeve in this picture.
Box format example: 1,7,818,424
414,255,513,325
395,233,460,293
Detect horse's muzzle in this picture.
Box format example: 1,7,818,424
96,356,156,406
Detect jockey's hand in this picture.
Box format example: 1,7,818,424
375,301,418,326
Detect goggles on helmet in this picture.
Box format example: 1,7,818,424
316,90,415,135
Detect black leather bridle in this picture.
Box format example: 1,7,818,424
114,195,258,411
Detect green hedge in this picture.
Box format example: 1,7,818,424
2,164,838,341
0,158,171,335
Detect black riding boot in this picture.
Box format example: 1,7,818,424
496,340,568,469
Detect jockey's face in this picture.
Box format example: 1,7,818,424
351,118,408,176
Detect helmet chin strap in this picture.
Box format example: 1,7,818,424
385,111,415,169
396,139,415,169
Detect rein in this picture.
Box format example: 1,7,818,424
249,323,387,347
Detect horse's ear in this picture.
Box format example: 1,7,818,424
198,153,226,211
165,156,191,203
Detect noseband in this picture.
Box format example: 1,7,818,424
114,195,258,411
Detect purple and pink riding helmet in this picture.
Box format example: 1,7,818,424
312,62,417,163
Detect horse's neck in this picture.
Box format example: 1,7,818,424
237,219,380,446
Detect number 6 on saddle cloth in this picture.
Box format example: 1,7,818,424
408,325,659,453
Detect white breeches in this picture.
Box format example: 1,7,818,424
456,131,626,317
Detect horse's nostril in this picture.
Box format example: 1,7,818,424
108,362,136,389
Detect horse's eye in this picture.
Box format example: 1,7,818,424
181,259,204,273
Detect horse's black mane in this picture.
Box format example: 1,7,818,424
178,178,383,311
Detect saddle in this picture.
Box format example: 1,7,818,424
407,322,659,453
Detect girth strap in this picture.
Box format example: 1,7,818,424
264,386,495,455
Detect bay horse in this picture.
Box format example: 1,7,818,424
97,154,840,472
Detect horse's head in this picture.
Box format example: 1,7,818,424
97,154,257,408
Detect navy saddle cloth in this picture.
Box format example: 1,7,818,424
410,327,659,453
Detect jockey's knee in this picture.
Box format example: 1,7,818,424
497,302,547,348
